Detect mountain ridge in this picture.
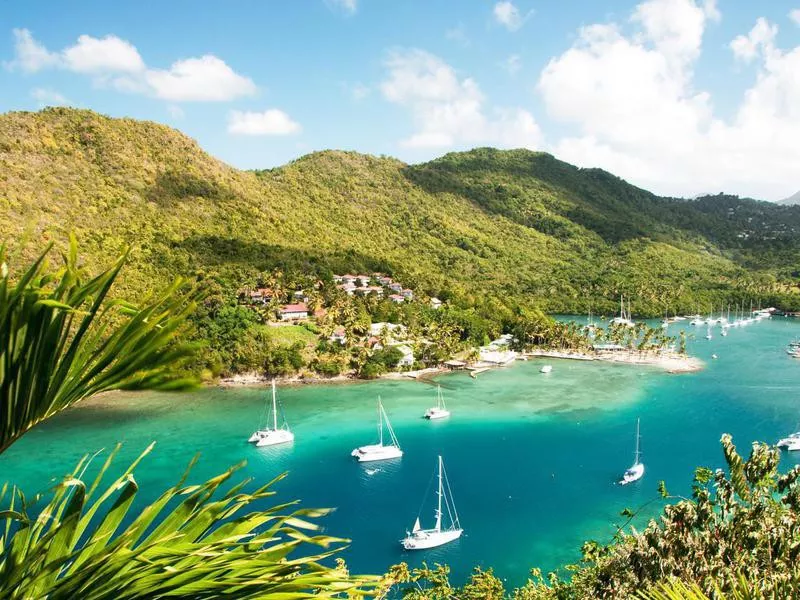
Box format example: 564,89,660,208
2,107,799,316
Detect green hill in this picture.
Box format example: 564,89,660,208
1,107,798,321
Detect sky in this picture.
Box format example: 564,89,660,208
1,0,799,200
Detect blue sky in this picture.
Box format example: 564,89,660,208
2,0,799,199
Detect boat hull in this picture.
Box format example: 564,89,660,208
401,528,463,550
255,430,295,447
620,463,645,485
424,408,450,420
351,444,403,462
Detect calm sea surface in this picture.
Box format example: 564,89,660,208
3,317,800,586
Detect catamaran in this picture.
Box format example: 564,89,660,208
611,295,635,327
248,380,294,447
401,455,463,550
620,418,644,485
777,431,800,451
351,397,403,461
424,386,451,420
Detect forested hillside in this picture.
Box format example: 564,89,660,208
1,107,798,318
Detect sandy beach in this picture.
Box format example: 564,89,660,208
524,349,703,373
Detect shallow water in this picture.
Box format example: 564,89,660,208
3,317,800,586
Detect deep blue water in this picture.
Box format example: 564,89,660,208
2,317,800,587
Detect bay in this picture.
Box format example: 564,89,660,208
3,317,800,587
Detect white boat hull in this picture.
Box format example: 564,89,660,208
351,444,403,462
540,365,552,374
424,408,450,420
255,429,295,447
620,463,645,485
401,528,463,550
777,434,800,451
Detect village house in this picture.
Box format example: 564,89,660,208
293,290,309,303
341,274,357,285
430,297,443,309
246,287,273,304
401,288,414,300
356,275,371,287
389,294,405,303
364,286,384,297
394,344,415,367
330,327,346,345
279,303,309,321
378,276,393,286
333,275,344,283
389,282,403,292
337,282,356,295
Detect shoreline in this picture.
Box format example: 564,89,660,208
217,366,449,388
524,349,704,373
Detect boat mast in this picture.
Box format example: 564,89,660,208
378,397,384,446
634,418,641,465
437,386,445,410
272,379,278,431
435,455,443,532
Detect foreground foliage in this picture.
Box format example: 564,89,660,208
0,445,379,599
387,435,800,599
0,238,197,453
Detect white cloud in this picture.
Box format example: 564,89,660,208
227,109,302,136
327,0,357,14
445,24,470,47
6,28,60,72
790,9,800,26
144,56,256,101
493,2,530,31
502,54,522,75
380,48,542,149
702,0,721,22
30,87,70,106
62,34,144,73
6,29,255,103
537,0,800,199
730,17,777,62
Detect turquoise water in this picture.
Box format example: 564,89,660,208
3,317,800,586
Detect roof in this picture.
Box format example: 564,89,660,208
280,303,308,313
389,294,404,300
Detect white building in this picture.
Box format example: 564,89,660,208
279,303,309,321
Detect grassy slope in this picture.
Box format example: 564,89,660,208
0,108,793,315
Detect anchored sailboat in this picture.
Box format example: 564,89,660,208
619,418,644,485
351,397,403,462
611,295,635,327
424,386,451,420
401,455,463,550
248,380,294,447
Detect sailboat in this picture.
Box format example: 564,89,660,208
351,397,403,461
619,418,644,485
248,380,294,447
777,431,800,451
705,321,712,340
401,455,463,550
611,295,635,327
424,386,451,420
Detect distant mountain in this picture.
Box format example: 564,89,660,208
1,107,799,319
778,191,800,205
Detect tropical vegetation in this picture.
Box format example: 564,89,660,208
2,107,799,376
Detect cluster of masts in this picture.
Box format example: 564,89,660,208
248,383,462,550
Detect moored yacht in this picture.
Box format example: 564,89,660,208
620,418,644,485
777,432,800,451
248,380,295,447
424,386,451,420
401,455,463,550
352,397,403,462
611,295,635,327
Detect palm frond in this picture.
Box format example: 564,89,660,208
0,238,199,454
0,446,381,599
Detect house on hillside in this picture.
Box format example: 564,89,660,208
356,275,371,287
333,275,344,283
389,294,405,303
293,290,309,303
330,327,346,345
401,289,414,300
430,297,443,309
389,282,403,292
246,287,274,304
279,303,309,321
395,345,415,368
342,274,357,285
364,286,384,297
338,283,356,295
378,276,393,286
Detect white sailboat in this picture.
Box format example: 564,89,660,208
351,397,403,462
611,295,635,327
424,386,451,420
777,432,800,451
248,380,294,447
401,455,463,550
620,418,644,485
